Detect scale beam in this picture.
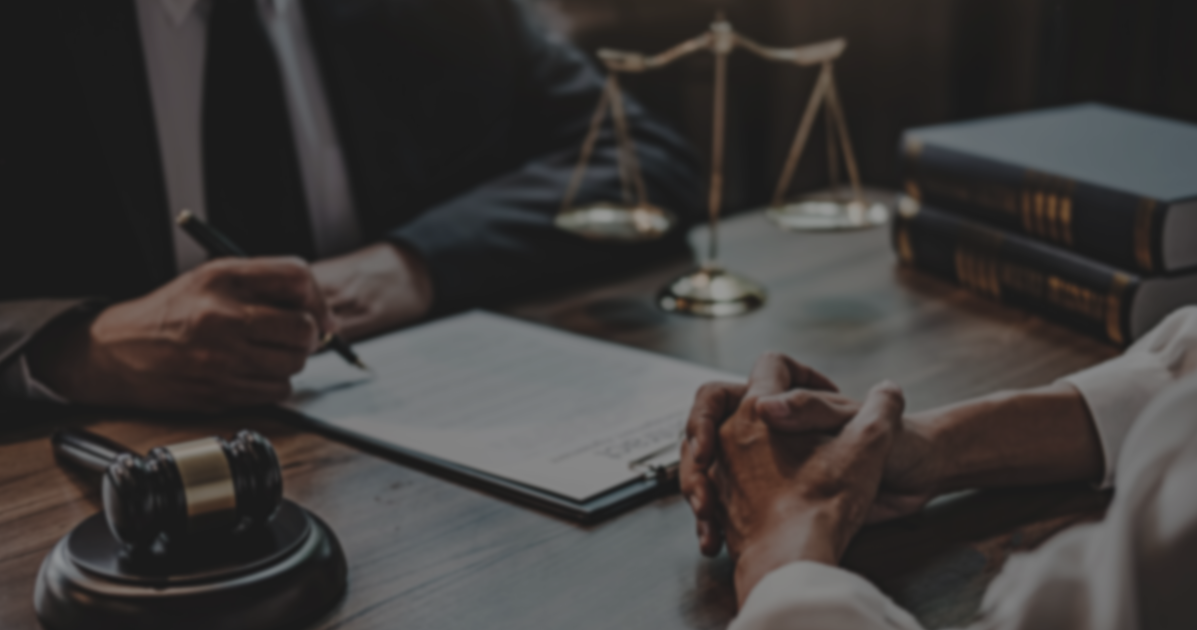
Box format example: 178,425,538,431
597,33,713,73
734,35,845,66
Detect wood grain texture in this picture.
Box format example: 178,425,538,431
0,210,1117,630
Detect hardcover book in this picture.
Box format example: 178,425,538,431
901,104,1197,273
893,202,1197,345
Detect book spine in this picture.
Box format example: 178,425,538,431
899,134,1167,274
892,203,1141,345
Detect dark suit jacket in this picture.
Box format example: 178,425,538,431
0,0,701,382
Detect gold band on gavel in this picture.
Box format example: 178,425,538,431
166,437,237,534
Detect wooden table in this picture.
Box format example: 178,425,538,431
0,211,1118,630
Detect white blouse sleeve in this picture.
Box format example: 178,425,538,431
1060,306,1197,488
978,373,1197,630
731,562,923,630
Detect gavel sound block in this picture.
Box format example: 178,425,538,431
35,429,348,630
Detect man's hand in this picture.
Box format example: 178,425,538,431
311,242,433,341
681,354,943,558
754,387,942,523
27,257,333,412
680,354,839,557
711,357,906,605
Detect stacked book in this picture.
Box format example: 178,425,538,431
894,103,1197,345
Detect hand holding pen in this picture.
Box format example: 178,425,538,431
24,251,344,411
177,210,369,371
19,209,370,411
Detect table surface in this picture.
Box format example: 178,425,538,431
0,210,1119,630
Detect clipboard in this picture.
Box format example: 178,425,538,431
287,408,677,522
283,311,737,523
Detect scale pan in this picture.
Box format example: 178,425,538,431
657,265,766,318
767,199,888,231
555,202,676,242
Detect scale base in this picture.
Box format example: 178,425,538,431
34,501,347,630
767,198,889,231
555,202,676,242
657,265,766,317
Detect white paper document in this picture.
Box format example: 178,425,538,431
288,311,739,502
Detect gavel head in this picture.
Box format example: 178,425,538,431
101,430,283,549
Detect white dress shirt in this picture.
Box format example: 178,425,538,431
732,306,1197,630
134,0,361,273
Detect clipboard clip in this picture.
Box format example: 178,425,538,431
627,434,683,483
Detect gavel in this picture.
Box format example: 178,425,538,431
53,428,283,549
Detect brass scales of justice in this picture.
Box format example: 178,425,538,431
555,14,887,317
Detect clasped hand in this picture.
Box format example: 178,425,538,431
679,354,938,605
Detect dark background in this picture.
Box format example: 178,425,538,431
528,0,1197,214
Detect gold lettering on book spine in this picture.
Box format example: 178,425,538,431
1046,277,1107,322
1105,273,1131,345
1060,195,1074,246
954,248,1001,299
1020,171,1075,247
949,234,1121,343
1046,192,1060,242
1021,188,1035,234
1134,198,1156,272
1034,191,1047,239
1025,171,1044,238
1052,178,1075,246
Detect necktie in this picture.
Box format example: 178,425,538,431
202,0,315,259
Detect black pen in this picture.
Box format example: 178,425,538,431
176,209,369,371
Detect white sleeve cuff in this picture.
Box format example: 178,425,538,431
730,562,923,630
1059,306,1197,489
1060,352,1173,489
0,354,69,404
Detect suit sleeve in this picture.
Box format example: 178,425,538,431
0,299,100,402
388,3,703,310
